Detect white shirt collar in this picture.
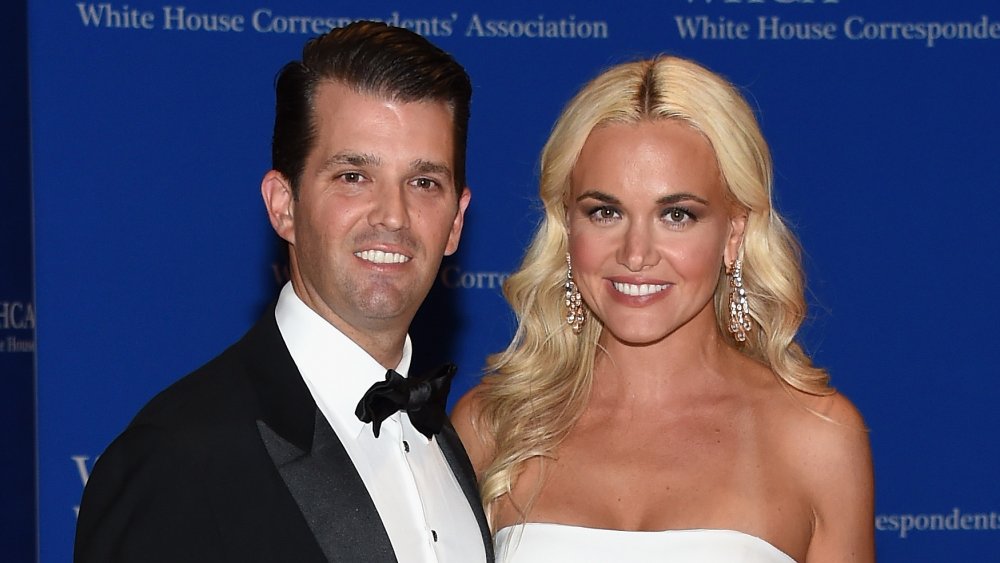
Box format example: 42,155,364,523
274,282,412,439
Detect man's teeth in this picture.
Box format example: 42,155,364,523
355,250,410,264
612,281,668,296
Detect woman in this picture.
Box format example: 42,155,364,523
453,56,874,562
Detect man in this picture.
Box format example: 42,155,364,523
75,21,491,563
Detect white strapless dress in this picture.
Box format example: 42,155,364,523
495,523,797,562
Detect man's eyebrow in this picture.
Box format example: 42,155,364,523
321,151,381,171
411,159,452,177
575,190,620,204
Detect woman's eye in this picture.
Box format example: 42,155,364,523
588,206,620,222
664,207,695,224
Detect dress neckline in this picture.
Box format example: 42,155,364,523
495,522,796,563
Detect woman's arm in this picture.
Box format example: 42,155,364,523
804,393,876,562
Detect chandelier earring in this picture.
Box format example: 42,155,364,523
565,252,586,334
728,258,753,343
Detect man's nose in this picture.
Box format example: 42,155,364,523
368,185,409,231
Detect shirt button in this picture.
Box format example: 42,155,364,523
402,440,410,453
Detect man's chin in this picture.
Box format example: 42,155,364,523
353,290,418,321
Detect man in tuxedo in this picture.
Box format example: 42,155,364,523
75,21,491,563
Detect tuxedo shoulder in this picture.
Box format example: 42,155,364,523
102,349,282,480
103,310,304,465
133,339,256,428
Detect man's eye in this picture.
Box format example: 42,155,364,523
413,178,439,190
340,172,363,183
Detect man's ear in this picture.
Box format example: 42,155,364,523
444,187,472,256
724,210,748,266
261,170,295,245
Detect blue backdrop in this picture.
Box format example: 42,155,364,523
30,1,1000,561
2,0,34,561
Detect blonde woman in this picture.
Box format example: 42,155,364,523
453,56,874,562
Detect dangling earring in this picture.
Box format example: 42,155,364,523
728,259,752,343
565,253,586,334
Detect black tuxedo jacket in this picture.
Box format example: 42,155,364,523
74,308,494,563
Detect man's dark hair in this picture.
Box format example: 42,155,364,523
272,21,472,198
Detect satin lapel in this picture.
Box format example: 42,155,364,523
437,422,495,562
257,412,397,563
244,308,396,562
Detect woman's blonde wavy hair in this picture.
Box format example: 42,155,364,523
475,55,831,528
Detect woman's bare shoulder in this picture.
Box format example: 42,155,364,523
450,385,494,476
773,385,870,474
777,387,875,561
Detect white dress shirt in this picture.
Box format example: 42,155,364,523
274,282,486,563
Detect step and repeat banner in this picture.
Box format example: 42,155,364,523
31,0,999,561
2,1,34,561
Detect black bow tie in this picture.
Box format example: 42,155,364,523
355,363,456,439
